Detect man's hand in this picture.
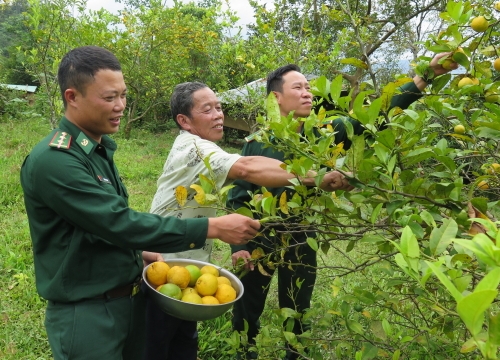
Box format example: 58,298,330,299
430,52,459,76
231,250,255,271
414,52,459,90
142,251,164,267
207,214,261,245
320,171,355,191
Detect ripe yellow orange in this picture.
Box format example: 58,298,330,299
181,292,203,304
200,265,219,277
146,261,170,287
215,284,237,304
167,266,191,289
477,180,489,190
487,163,500,174
201,296,220,305
182,287,198,296
495,2,500,11
195,273,219,296
470,16,489,32
458,77,474,88
454,125,466,134
217,276,231,286
471,77,480,85
494,58,500,72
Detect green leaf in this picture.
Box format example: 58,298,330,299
235,207,253,218
266,92,281,122
306,237,318,252
199,173,214,194
283,331,297,345
488,313,500,346
392,349,401,360
370,321,387,340
367,98,382,126
314,76,329,99
446,0,464,23
455,235,500,267
404,148,434,166
429,218,457,256
457,290,498,336
420,210,437,228
340,57,368,69
475,267,500,293
432,74,452,93
353,91,370,125
347,320,364,334
400,226,419,258
382,318,392,337
330,75,343,103
425,261,463,302
370,203,383,224
361,342,378,360
346,240,356,252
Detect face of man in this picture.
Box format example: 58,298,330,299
65,69,127,142
273,71,312,119
177,87,224,142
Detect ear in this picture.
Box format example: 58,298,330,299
272,91,283,105
64,89,78,108
177,114,191,131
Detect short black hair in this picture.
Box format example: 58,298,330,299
58,46,122,108
170,82,208,129
266,64,301,95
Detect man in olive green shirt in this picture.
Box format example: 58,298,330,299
20,45,260,360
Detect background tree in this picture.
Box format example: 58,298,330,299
0,0,33,84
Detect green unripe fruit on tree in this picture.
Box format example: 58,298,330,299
354,304,363,312
485,91,500,103
454,125,466,134
495,2,500,11
441,58,455,70
470,16,489,32
458,77,474,88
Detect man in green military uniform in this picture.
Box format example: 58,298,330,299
228,54,458,359
20,45,261,360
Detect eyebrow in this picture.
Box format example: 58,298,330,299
290,81,309,86
201,101,221,107
102,88,127,96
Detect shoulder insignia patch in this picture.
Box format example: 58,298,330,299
48,131,72,149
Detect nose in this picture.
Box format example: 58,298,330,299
114,97,126,111
213,108,224,119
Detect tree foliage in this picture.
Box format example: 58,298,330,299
209,1,499,358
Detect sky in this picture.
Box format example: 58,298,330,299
85,0,269,33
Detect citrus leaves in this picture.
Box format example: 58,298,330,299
174,153,230,207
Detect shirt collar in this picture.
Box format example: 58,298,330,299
58,117,117,155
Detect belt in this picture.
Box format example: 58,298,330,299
93,278,142,300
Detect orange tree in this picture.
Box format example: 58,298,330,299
20,0,231,135
111,0,229,136
197,0,499,358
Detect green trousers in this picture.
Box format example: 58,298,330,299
45,291,146,360
232,235,317,359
